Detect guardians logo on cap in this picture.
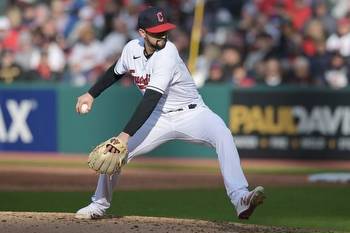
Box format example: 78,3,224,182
138,6,176,33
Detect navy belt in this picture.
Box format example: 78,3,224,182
167,104,197,113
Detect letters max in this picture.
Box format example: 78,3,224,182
0,99,36,143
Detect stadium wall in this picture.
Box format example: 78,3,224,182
1,83,349,159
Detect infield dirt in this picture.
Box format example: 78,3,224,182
0,212,323,233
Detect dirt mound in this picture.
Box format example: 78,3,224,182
0,212,321,233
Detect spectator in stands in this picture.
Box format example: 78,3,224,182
15,30,39,72
31,38,65,81
30,31,65,81
50,0,69,37
6,5,22,34
193,43,221,87
245,32,276,74
324,52,349,89
311,0,336,35
261,57,283,86
288,56,313,86
276,19,303,58
220,46,242,81
66,2,102,45
330,0,350,19
34,49,52,81
206,60,225,84
0,49,22,84
0,16,19,52
0,0,349,89
285,0,312,31
101,15,127,60
68,23,104,86
117,3,140,39
326,17,350,57
231,66,255,88
309,39,331,86
303,19,326,57
34,3,51,28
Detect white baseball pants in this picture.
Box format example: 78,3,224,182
91,105,249,211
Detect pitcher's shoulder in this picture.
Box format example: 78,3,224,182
165,41,178,52
123,38,144,50
157,41,178,57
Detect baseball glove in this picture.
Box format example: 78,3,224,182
88,137,128,175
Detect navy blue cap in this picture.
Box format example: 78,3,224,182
138,6,176,33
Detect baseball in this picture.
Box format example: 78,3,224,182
80,104,89,114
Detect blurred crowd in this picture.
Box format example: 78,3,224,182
0,0,350,89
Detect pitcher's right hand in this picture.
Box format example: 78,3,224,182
76,92,94,114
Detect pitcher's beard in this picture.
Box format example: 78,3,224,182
147,38,167,51
154,38,167,50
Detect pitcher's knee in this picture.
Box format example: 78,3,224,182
214,128,234,144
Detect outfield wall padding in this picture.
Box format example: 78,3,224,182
1,83,350,159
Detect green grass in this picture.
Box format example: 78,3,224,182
0,187,349,232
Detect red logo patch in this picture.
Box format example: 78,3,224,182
130,70,150,89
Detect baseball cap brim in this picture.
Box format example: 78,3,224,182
145,23,176,33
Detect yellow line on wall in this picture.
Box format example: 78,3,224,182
188,0,205,74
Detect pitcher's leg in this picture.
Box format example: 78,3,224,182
176,107,265,219
214,125,249,205
176,108,248,205
91,173,120,211
76,112,173,219
75,170,121,219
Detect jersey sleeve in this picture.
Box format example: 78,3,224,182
147,49,176,94
114,45,129,75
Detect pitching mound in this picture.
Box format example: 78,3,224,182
0,212,321,233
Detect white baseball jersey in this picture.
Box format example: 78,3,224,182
114,38,204,112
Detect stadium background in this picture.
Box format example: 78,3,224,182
0,0,350,232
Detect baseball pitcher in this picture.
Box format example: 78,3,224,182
75,6,265,220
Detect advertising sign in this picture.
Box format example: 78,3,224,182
0,89,57,152
231,89,350,159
